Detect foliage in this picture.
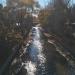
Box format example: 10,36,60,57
38,0,73,35
0,3,34,66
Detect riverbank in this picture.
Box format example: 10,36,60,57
0,31,31,75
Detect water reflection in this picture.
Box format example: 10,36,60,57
24,26,46,75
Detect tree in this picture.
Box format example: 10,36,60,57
39,0,71,35
6,0,36,10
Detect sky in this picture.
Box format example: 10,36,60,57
0,0,75,7
0,0,49,7
0,0,6,6
38,0,49,8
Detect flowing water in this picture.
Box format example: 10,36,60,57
5,26,75,75
24,27,47,75
23,26,75,75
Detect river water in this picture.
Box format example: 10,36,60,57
5,26,75,75
24,27,47,75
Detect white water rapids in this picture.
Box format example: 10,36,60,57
23,27,46,75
